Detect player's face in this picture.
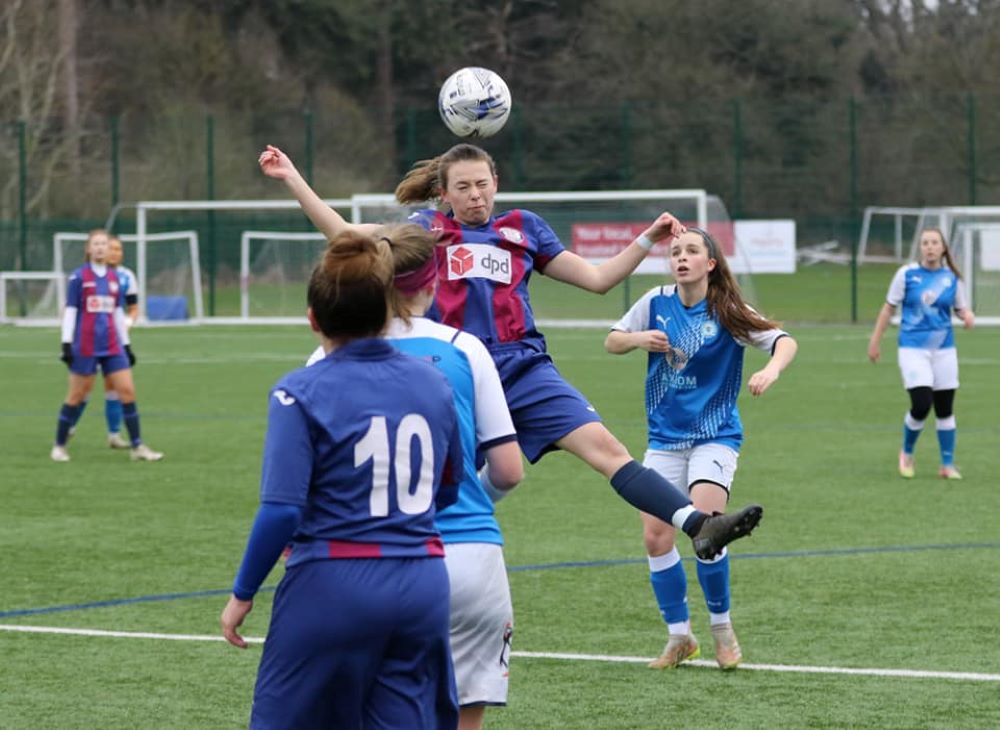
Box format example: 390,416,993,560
88,234,109,264
919,231,945,268
669,232,715,284
441,160,497,226
107,239,123,266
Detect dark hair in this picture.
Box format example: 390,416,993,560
684,228,782,341
921,227,963,280
307,231,393,339
395,143,497,204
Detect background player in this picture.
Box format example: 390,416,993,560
606,227,797,670
868,227,974,479
305,224,523,730
259,143,763,561
68,234,139,448
222,232,465,729
51,229,162,462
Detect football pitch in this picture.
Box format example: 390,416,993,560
2,322,999,729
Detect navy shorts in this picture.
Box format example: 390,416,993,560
490,343,602,464
250,557,457,730
69,352,130,377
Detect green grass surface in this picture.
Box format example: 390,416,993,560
2,322,999,728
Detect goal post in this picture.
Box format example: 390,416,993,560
239,230,328,321
0,271,66,325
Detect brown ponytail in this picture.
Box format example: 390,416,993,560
689,228,782,341
307,231,394,339
377,223,439,322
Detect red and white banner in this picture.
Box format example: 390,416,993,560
569,220,793,274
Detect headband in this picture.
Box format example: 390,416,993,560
393,256,438,296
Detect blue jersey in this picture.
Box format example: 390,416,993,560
262,338,464,566
886,263,967,350
308,318,517,545
66,263,125,357
409,208,565,351
612,285,787,452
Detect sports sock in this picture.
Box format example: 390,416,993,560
649,548,690,634
122,402,141,447
55,403,82,446
696,548,731,619
105,391,123,434
610,461,701,533
70,399,89,428
903,412,924,455
936,416,956,466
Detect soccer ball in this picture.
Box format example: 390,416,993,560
438,67,512,139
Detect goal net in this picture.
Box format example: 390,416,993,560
53,231,204,322
0,272,65,325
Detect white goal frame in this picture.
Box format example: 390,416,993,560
0,271,66,325
53,230,205,322
239,230,328,322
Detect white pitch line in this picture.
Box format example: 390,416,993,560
4,624,999,683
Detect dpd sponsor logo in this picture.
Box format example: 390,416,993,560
446,244,512,284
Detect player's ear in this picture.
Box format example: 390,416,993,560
306,307,321,334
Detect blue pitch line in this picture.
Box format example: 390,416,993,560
3,541,999,619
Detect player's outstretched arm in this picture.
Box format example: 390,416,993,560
867,302,895,363
544,212,684,294
258,144,381,241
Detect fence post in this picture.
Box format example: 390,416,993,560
511,106,524,188
206,114,216,317
17,121,27,272
849,96,858,324
620,101,632,187
110,115,120,208
967,92,977,205
304,109,315,186
731,98,743,219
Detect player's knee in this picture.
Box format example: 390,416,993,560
643,523,676,554
908,386,933,420
932,389,955,419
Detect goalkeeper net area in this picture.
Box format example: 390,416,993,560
859,205,1000,324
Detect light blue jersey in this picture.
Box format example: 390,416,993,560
886,263,967,350
308,317,516,546
612,286,787,452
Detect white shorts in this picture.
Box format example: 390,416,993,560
444,542,513,707
643,443,739,495
897,347,959,391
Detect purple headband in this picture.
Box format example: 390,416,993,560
393,256,438,296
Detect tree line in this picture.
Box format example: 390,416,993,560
3,0,1000,223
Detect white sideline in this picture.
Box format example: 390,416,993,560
3,624,999,683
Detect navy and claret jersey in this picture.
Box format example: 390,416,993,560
886,263,968,350
261,339,464,565
410,208,566,350
612,285,788,452
66,263,124,356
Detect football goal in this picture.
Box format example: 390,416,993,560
53,230,204,322
0,271,66,325
858,205,1000,324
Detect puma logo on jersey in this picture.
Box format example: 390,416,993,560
655,314,670,328
273,389,296,406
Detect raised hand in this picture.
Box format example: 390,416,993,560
258,144,298,181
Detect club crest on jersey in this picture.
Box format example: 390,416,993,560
446,244,512,284
498,226,524,244
701,321,719,339
109,281,119,294
272,389,296,406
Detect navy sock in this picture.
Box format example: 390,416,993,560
610,461,700,532
122,402,141,446
56,403,82,445
71,399,89,428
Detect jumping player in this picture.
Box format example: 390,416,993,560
51,229,162,462
868,227,974,479
606,228,797,670
221,232,464,729
259,143,763,561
